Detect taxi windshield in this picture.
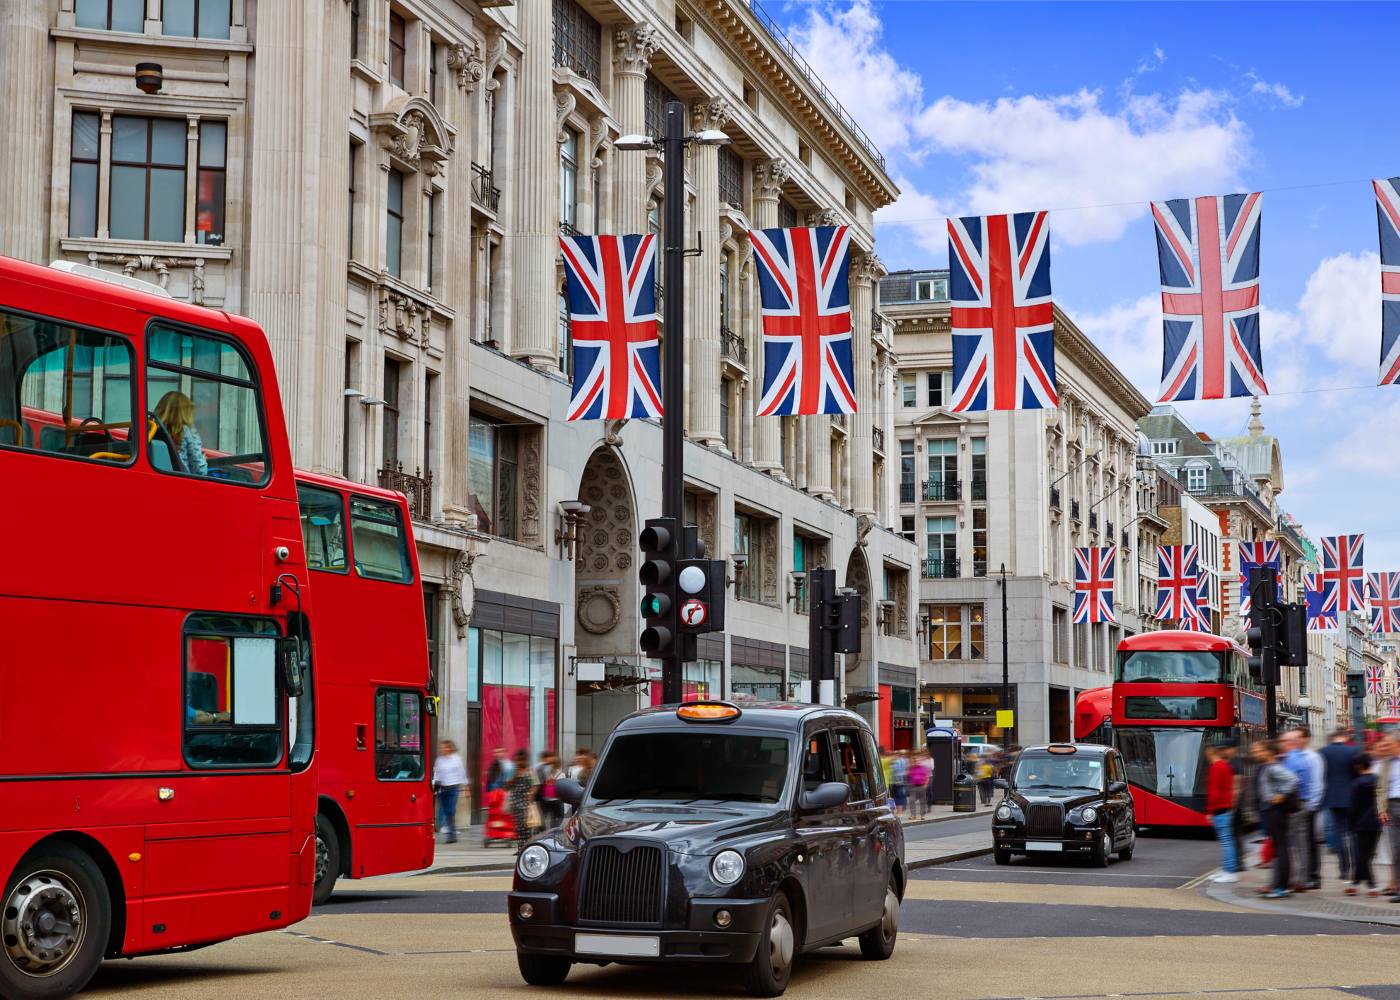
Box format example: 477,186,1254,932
588,731,791,804
1012,754,1104,792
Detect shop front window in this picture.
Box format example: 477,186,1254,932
472,629,556,792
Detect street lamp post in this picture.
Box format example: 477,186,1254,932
999,562,1010,738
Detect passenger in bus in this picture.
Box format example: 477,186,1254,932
155,390,208,476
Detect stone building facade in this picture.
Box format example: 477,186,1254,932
0,0,919,810
881,269,1153,745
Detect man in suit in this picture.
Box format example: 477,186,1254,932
1319,728,1359,881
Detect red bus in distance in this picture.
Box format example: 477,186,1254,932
0,256,317,999
296,472,434,903
1076,630,1265,828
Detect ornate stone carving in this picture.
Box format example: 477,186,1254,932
373,103,451,176
446,41,485,92
83,252,207,305
554,89,577,145
483,29,506,78
644,156,664,200
853,252,886,286
806,208,841,228
691,96,734,133
588,115,612,171
520,429,542,543
445,550,479,639
603,419,627,446
613,23,660,76
577,586,622,635
377,286,429,346
761,518,780,605
753,159,792,201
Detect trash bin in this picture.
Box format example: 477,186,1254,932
952,774,978,813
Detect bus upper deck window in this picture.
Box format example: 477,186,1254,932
298,484,349,572
0,308,136,464
146,323,269,485
350,495,413,583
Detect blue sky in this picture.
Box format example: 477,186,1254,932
776,0,1400,568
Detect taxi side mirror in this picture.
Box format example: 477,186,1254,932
992,777,1009,790
799,781,850,811
554,777,584,807
1108,780,1128,795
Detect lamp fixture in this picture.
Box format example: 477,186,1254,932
614,134,655,151
554,500,592,561
358,396,387,407
786,570,807,605
693,129,730,145
342,388,365,399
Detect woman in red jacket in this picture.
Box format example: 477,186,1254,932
1205,745,1240,882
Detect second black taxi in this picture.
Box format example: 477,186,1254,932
991,742,1136,866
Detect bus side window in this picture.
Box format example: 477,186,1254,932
1,308,135,463
183,614,284,768
146,323,268,484
374,689,424,781
297,483,348,572
350,496,413,583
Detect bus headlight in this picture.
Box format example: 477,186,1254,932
711,850,745,886
995,804,1013,821
518,845,550,880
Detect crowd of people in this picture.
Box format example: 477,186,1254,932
1206,725,1400,900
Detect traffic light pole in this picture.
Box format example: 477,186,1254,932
660,101,686,705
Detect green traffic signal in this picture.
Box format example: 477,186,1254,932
641,592,671,618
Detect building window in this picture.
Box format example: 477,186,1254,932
69,113,100,238
733,509,775,605
900,516,914,542
422,372,436,481
109,115,186,243
76,0,144,31
926,605,962,660
560,128,579,232
195,121,226,246
927,371,946,408
348,141,359,259
1151,439,1177,456
1053,607,1068,662
162,0,230,39
644,74,681,139
778,199,797,230
734,512,757,602
718,146,743,209
430,40,441,105
915,277,949,301
719,257,731,331
899,439,914,503
901,375,917,407
557,287,572,377
389,11,407,88
927,438,957,493
381,357,401,471
971,436,987,499
350,0,361,60
426,190,439,291
1186,465,1207,492
552,0,602,84
386,169,404,278
720,377,733,449
342,341,358,478
972,508,987,577
1074,622,1089,668
926,516,956,576
969,606,985,659
468,415,523,540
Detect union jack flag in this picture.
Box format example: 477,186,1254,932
559,234,662,420
1368,664,1383,696
1152,192,1267,401
1369,572,1400,635
947,211,1057,411
1238,539,1281,616
1305,572,1338,632
1322,534,1367,614
751,226,856,416
1157,545,1200,622
1073,546,1116,624
1388,694,1400,716
1375,178,1400,385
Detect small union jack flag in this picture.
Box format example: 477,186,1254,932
1305,572,1338,632
1152,192,1267,401
751,226,856,416
1073,546,1116,624
1157,545,1200,622
947,211,1058,411
1322,534,1367,614
559,234,662,420
1388,694,1400,716
1373,177,1400,385
1368,664,1383,696
1369,572,1400,635
1239,540,1281,617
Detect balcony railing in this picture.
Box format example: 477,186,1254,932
921,556,960,579
378,464,433,522
1122,529,1130,549
1275,517,1305,550
721,325,747,366
1050,486,1061,510
923,478,961,502
1189,475,1271,519
873,426,885,452
1089,511,1098,532
1070,499,1081,521
899,481,915,504
831,412,847,431
559,221,581,237
971,477,987,501
471,162,500,212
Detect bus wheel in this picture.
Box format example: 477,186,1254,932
313,814,340,906
1,842,111,1000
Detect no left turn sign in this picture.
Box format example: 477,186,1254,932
680,599,707,627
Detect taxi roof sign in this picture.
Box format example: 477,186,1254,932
676,701,742,723
1046,743,1078,754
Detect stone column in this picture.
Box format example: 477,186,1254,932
806,416,833,498
510,0,556,367
685,97,731,447
612,25,658,235
0,2,52,263
739,245,755,465
749,158,790,475
850,253,883,514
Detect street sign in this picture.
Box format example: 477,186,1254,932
996,709,1015,729
680,599,707,627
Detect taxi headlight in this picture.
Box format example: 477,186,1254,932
518,845,550,880
995,804,1013,821
711,850,745,886
1078,806,1099,824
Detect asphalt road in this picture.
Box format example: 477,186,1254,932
81,830,1400,1000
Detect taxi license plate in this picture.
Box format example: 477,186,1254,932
575,933,661,958
1025,841,1062,852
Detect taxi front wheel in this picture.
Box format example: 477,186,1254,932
857,878,899,960
517,952,571,986
743,890,795,997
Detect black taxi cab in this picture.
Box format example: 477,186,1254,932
507,701,906,997
991,742,1136,866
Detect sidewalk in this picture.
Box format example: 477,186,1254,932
418,800,996,875
1204,833,1400,926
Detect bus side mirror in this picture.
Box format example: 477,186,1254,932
278,637,305,698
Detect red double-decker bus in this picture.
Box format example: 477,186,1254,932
1075,631,1266,827
295,472,434,903
0,257,317,998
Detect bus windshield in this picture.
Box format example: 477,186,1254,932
1116,649,1225,684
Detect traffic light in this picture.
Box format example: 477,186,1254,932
1245,565,1279,684
639,517,678,660
1347,671,1367,700
808,569,837,682
676,557,726,635
1277,602,1308,667
833,588,862,654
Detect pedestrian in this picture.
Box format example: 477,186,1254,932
1252,738,1300,899
1375,735,1400,901
1347,753,1382,896
485,746,513,792
889,750,909,817
976,752,995,805
907,753,930,820
1281,727,1321,890
535,751,563,829
507,748,541,850
1205,745,1240,883
432,739,467,845
1319,728,1360,882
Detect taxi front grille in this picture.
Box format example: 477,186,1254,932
1026,804,1064,837
578,841,665,925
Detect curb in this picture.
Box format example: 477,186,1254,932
908,846,993,870
1202,879,1400,927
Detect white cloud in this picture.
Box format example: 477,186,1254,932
1136,46,1167,76
1073,293,1163,398
873,174,950,258
1292,251,1379,374
1247,74,1305,108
